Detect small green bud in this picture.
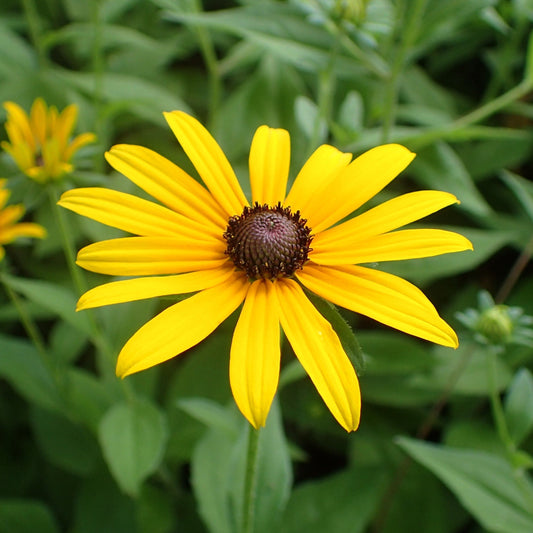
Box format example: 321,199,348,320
475,305,514,344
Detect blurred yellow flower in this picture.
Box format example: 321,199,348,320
0,179,46,260
59,111,472,432
1,98,96,183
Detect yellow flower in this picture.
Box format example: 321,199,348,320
58,111,472,431
0,179,46,260
2,98,96,183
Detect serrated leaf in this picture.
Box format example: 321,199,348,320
398,438,533,533
99,400,168,497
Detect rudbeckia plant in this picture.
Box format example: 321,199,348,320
2,98,95,183
59,111,472,432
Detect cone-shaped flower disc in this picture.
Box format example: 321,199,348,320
59,110,473,432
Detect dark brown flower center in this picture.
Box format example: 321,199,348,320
223,202,313,280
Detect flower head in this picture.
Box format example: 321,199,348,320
0,179,46,260
59,111,472,431
2,98,96,183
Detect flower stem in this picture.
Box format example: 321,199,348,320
0,272,48,363
21,0,48,68
486,347,514,454
48,185,126,387
381,0,428,143
241,425,260,533
192,0,221,129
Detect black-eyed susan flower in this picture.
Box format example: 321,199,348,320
58,111,472,431
0,179,46,260
2,98,95,183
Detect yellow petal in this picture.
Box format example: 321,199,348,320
311,228,473,265
249,126,290,205
58,187,219,241
116,273,249,376
3,102,35,150
297,264,458,348
274,278,360,432
306,144,415,233
164,111,248,217
284,144,352,219
30,98,47,146
0,204,24,227
230,279,280,429
313,190,459,251
105,144,227,234
0,222,46,243
64,132,96,161
77,236,227,275
77,265,236,310
56,104,78,148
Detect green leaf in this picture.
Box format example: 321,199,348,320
98,400,168,497
192,400,292,533
501,169,533,222
409,142,492,217
525,31,533,85
505,368,533,446
398,438,533,533
294,96,327,143
0,500,59,533
0,334,61,411
177,397,239,436
1,275,92,336
280,467,386,533
30,407,99,476
305,291,365,375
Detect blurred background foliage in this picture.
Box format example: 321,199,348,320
2,0,533,532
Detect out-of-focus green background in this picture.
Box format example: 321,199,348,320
2,1,533,532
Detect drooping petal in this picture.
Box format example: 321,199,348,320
304,144,415,233
274,279,360,432
313,190,460,251
311,229,473,265
56,104,78,149
297,264,458,347
77,265,236,310
230,279,280,429
116,273,249,376
249,126,290,205
58,187,220,242
284,144,352,220
0,222,46,243
164,111,248,217
105,144,228,233
64,132,97,161
0,204,24,227
77,236,227,275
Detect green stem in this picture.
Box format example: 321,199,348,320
91,0,105,173
241,425,260,533
48,185,127,389
1,273,48,363
405,79,533,150
381,0,428,143
486,347,515,454
21,0,48,68
47,186,87,296
192,0,221,129
307,38,339,153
